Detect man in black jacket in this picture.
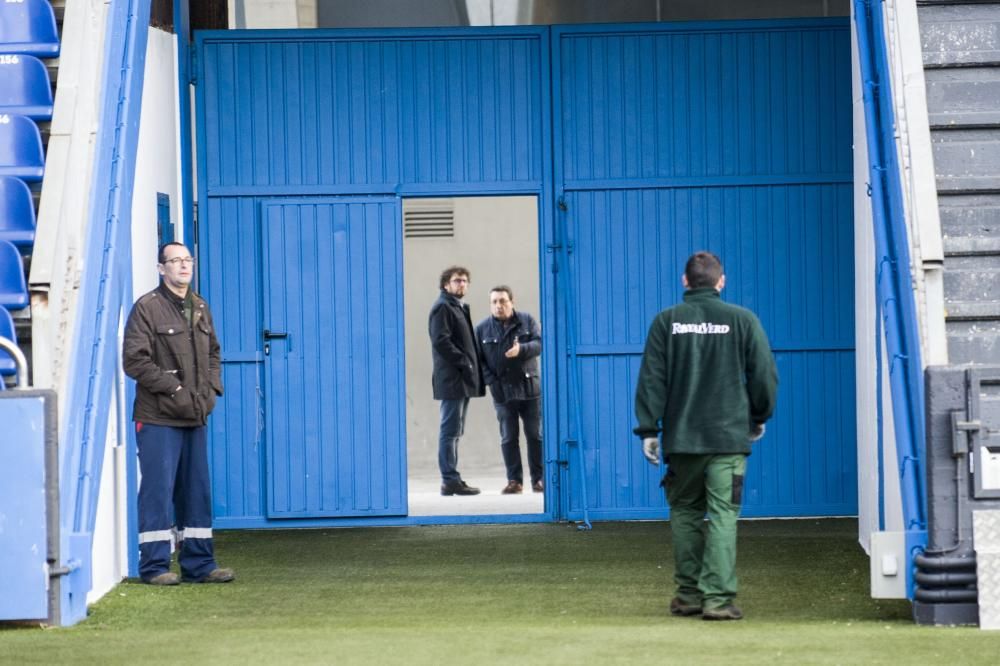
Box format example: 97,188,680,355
428,266,485,496
123,242,233,586
475,286,543,494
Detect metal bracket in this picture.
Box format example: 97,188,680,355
965,369,1000,499
950,411,979,457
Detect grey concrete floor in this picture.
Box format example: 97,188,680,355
407,471,545,516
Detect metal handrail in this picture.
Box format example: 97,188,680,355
854,0,929,600
0,336,29,388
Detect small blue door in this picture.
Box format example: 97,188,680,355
261,198,407,517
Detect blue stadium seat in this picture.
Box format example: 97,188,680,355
0,176,35,247
0,239,29,310
0,114,44,182
0,306,17,377
0,55,53,120
0,0,60,57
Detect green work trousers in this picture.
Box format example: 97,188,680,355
664,453,747,610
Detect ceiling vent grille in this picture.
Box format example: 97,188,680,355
404,199,455,239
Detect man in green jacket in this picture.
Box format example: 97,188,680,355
634,251,777,621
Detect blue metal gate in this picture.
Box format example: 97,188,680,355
195,20,855,527
261,198,406,517
196,28,551,528
553,21,856,519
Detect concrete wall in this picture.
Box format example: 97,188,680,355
403,196,540,479
234,0,849,29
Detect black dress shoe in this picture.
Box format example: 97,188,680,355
441,480,481,496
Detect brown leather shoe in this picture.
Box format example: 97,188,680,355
531,479,544,493
184,568,235,583
144,572,180,586
501,480,523,494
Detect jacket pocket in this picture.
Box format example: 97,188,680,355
155,324,189,368
157,386,197,421
202,387,218,416
523,371,540,398
731,474,745,505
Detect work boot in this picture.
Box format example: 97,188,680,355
184,568,235,584
669,597,702,617
702,604,743,621
441,480,481,496
501,480,523,494
143,572,180,586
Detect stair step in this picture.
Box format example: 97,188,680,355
925,66,1000,127
932,128,1000,192
944,235,1000,254
937,193,1000,238
946,301,1000,320
919,3,1000,67
947,321,1000,364
942,263,1000,300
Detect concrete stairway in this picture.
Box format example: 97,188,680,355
918,0,1000,364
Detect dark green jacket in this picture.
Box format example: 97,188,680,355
634,288,778,454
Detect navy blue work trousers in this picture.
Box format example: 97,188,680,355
136,423,217,581
495,398,543,485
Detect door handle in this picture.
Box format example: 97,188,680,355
263,329,288,340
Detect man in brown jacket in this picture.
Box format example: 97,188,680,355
123,242,233,585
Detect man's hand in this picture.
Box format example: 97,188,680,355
505,339,520,358
749,423,765,442
642,437,661,465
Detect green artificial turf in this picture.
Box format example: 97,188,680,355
1,519,997,664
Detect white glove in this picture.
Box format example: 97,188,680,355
749,423,766,442
642,437,661,465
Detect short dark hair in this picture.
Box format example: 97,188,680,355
158,242,187,264
489,285,513,301
439,266,470,290
684,252,723,289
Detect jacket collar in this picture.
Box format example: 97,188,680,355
440,290,467,308
683,287,721,302
491,309,521,329
157,282,187,307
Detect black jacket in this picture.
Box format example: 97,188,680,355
123,284,223,426
428,291,485,400
475,310,541,404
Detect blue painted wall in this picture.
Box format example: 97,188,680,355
196,20,855,526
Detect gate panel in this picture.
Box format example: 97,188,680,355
555,21,855,519
196,29,550,525
261,198,406,517
200,33,545,192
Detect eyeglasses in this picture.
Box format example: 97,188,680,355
163,257,196,267
450,277,469,284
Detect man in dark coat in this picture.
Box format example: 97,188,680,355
475,285,543,495
123,242,233,586
428,265,485,495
